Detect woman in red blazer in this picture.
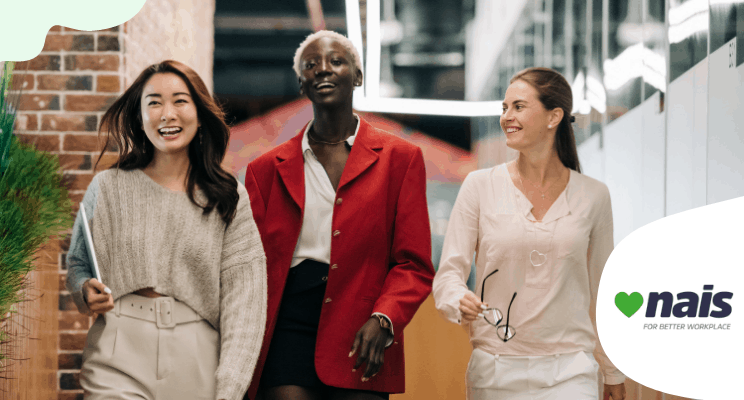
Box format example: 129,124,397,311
243,31,434,400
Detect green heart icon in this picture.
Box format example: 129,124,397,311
615,292,644,317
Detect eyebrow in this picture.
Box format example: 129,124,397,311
145,92,191,98
503,99,527,106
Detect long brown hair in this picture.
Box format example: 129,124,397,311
510,67,581,173
95,60,239,225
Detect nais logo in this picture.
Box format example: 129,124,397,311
597,197,743,398
614,285,733,331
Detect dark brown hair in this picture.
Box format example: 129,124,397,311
511,67,581,173
95,60,239,225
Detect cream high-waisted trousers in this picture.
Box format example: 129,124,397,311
466,348,600,400
80,294,219,400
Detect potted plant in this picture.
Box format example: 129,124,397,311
0,61,74,370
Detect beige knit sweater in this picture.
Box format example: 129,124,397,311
65,168,267,400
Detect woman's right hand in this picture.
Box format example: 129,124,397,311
84,278,114,315
459,292,487,322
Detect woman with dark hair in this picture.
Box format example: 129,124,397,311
243,31,434,400
65,60,267,400
433,67,626,400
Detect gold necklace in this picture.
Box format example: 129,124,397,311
308,130,349,145
515,162,563,200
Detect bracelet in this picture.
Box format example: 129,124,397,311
375,314,391,331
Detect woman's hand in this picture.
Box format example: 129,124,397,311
459,292,486,323
84,278,113,316
603,383,626,400
349,317,393,382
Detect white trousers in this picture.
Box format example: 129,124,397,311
80,295,219,400
466,349,600,400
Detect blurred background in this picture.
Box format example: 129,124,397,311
5,0,743,399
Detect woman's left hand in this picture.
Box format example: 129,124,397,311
603,383,626,399
349,317,393,381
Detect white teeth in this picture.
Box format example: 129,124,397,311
159,127,182,135
507,128,521,133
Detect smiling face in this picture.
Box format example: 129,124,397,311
140,72,200,157
500,79,563,153
299,36,362,106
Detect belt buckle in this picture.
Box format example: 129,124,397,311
155,298,176,329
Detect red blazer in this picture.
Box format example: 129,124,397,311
244,117,434,398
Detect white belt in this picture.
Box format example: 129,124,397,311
114,294,203,329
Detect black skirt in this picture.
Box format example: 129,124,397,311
259,260,388,399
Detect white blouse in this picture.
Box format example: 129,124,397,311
290,115,394,341
290,116,359,268
432,163,625,385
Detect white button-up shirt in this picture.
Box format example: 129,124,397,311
290,115,394,341
290,115,359,267
432,163,625,384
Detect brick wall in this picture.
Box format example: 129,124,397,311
11,1,214,398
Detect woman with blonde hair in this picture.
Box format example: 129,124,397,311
433,67,626,400
244,31,434,400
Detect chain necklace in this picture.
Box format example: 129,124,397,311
308,129,349,145
511,161,558,267
515,161,563,200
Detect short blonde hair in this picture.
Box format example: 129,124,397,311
293,30,362,78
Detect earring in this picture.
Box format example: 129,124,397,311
548,125,553,129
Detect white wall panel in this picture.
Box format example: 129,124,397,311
641,92,666,226
666,59,709,216
604,105,645,245
707,38,744,204
577,133,604,182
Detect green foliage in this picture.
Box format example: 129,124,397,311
1,61,16,177
0,62,74,365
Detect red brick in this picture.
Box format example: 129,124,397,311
60,372,82,390
59,311,90,331
65,94,117,112
69,192,85,204
58,352,83,370
62,133,101,152
62,172,94,191
57,154,93,171
42,35,74,52
49,25,62,32
38,75,93,91
61,236,71,251
58,391,84,400
13,113,39,131
64,55,118,72
19,94,60,110
16,133,60,152
97,35,120,51
96,75,120,92
16,55,61,71
70,35,95,51
10,74,34,90
42,114,97,132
